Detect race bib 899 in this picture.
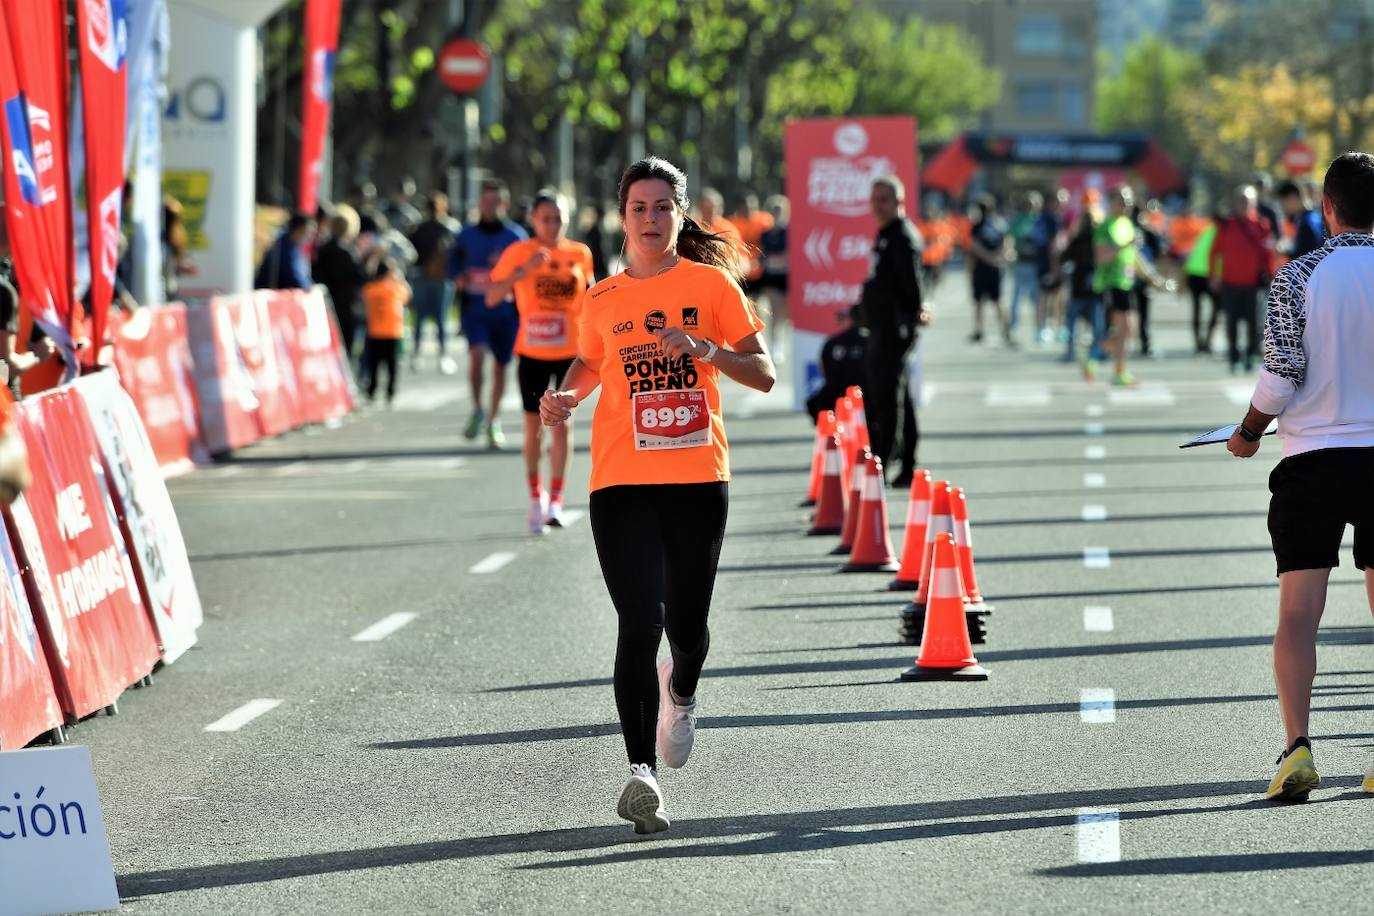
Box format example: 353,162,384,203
632,390,711,451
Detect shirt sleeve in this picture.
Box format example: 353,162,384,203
582,248,596,288
489,243,522,283
1252,263,1305,415
577,290,604,361
714,271,765,347
895,227,923,317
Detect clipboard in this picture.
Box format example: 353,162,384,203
1179,420,1278,448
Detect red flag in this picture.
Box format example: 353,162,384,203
75,0,130,368
0,0,78,364
298,0,342,216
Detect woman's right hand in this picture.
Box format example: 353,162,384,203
540,390,578,427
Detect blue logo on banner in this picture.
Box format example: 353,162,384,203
3,94,41,207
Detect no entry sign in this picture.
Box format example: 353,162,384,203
438,38,491,95
1281,140,1315,176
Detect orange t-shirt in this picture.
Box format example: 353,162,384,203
362,277,408,339
490,238,594,360
578,259,765,492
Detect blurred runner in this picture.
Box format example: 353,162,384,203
540,157,774,834
1007,191,1043,345
757,195,790,355
488,190,595,534
1094,186,1139,386
1183,209,1221,354
450,180,528,448
968,195,1009,345
408,192,460,374
360,260,410,406
1278,180,1327,260
1037,190,1068,345
1210,185,1276,373
1132,201,1166,357
1060,196,1105,379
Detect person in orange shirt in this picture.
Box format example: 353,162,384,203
540,157,775,834
360,260,410,404
697,187,749,278
488,190,595,533
727,192,774,289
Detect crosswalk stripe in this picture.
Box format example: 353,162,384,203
1080,688,1117,723
985,384,1051,407
1081,505,1108,522
1083,547,1111,569
1083,606,1114,632
351,612,419,642
1076,809,1121,862
1083,473,1106,488
1107,384,1174,406
1084,445,1106,460
205,699,283,732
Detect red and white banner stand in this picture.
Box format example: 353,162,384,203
267,288,354,424
7,391,160,720
0,509,62,749
186,297,263,455
110,305,206,476
784,116,919,409
75,372,203,664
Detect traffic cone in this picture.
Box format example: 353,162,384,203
807,430,846,536
900,533,989,681
841,454,900,573
888,469,933,591
844,386,871,451
801,410,836,508
831,446,871,555
836,397,856,490
898,480,955,645
950,487,990,611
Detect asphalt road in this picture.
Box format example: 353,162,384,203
66,275,1374,914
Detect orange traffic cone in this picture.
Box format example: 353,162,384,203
836,397,856,490
801,410,836,508
899,480,953,644
888,470,933,591
807,430,846,536
950,487,989,611
842,454,900,573
900,533,988,681
831,446,871,555
844,386,871,451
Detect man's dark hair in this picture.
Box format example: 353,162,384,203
287,212,313,234
479,179,509,199
1322,152,1374,229
1276,179,1303,200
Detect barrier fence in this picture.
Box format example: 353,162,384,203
0,288,354,749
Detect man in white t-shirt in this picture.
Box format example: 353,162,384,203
1228,151,1374,802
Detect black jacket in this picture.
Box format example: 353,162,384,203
858,217,923,333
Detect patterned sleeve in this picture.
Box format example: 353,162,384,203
1263,264,1306,385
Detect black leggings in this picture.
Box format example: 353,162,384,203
589,482,728,768
363,337,399,401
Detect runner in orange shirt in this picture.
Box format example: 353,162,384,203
488,190,595,533
359,260,410,405
540,157,775,834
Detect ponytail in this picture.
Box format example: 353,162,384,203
677,216,746,285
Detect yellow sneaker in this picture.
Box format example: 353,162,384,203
1266,744,1320,801
1363,764,1374,795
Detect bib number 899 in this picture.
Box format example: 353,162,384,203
640,405,695,429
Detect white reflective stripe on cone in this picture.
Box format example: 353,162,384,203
907,499,931,525
824,447,841,474
933,564,962,598
863,473,884,502
850,463,866,491
955,518,973,547
927,514,953,540
852,408,866,428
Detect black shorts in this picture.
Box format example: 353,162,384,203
1268,447,1374,575
971,269,1002,302
1106,288,1133,313
516,355,575,414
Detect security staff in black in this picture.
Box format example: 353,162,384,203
857,175,926,486
805,305,868,422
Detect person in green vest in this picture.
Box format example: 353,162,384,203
1184,211,1222,354
1094,186,1139,386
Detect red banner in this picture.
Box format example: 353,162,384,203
784,117,919,335
298,0,341,215
110,305,205,475
0,0,78,360
75,0,130,368
267,289,353,424
0,508,62,749
8,390,159,720
186,298,263,455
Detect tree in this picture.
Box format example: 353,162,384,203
1095,37,1203,168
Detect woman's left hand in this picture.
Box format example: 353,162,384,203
657,327,706,359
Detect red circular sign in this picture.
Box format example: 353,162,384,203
1281,140,1316,175
437,38,491,95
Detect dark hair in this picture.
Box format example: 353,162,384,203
1276,179,1302,199
531,188,565,214
287,212,313,233
616,157,744,283
374,259,396,280
479,178,508,199
1323,152,1374,229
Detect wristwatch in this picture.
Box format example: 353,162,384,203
699,339,719,363
1237,422,1263,443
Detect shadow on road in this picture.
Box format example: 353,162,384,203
1039,841,1374,877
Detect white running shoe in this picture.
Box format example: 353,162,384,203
617,764,670,834
545,498,565,528
656,658,697,769
528,492,549,535
438,355,458,375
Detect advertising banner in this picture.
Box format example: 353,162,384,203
110,304,205,475
266,288,352,424
784,117,918,405
298,0,341,216
75,0,131,366
0,511,62,751
74,371,203,663
0,0,78,363
186,298,262,454
8,392,159,719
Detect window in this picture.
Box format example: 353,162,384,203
1016,14,1063,55
1063,86,1087,126
1015,80,1058,117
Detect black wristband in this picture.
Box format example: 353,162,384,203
1237,423,1263,443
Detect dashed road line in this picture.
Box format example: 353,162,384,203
986,384,1051,407
558,509,586,527
1084,422,1105,436
1080,688,1117,723
1083,473,1106,488
1081,505,1108,522
205,699,284,732
1083,606,1114,632
1084,445,1106,460
1083,547,1111,569
1085,404,1106,418
1076,809,1121,862
470,551,517,575
351,612,419,643
1107,384,1174,406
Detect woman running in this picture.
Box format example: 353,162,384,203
488,190,595,533
540,157,776,834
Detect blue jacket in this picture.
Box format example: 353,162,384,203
255,233,313,290
1291,208,1325,260
448,220,527,308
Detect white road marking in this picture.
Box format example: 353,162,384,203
391,389,464,412
1107,383,1174,406
1080,688,1117,723
470,551,516,574
273,462,306,477
985,384,1051,407
1083,473,1106,488
1085,404,1106,418
921,383,937,406
1076,809,1121,862
1081,505,1108,522
558,509,586,527
351,612,419,643
1083,547,1111,569
1084,422,1105,436
1083,606,1114,632
1084,445,1106,460
1224,384,1254,406
205,699,283,732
